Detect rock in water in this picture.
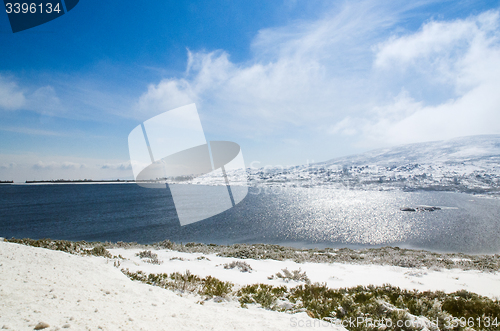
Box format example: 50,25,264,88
416,206,441,211
401,206,441,212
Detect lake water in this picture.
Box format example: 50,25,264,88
0,183,499,254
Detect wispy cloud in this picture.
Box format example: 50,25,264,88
0,74,65,115
100,161,131,171
0,126,66,136
374,11,499,71
32,161,86,170
0,75,26,110
359,10,500,146
28,85,64,115
0,162,16,169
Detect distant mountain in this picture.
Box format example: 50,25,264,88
246,135,500,195
321,135,500,167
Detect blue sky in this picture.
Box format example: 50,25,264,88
1,0,500,181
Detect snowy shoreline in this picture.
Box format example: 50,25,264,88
1,238,499,330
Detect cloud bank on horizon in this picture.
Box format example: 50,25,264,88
1,0,500,180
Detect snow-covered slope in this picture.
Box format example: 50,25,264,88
322,135,500,166
247,135,500,194
0,241,326,331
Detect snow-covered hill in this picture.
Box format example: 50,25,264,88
246,135,500,195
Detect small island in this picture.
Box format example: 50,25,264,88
24,179,135,184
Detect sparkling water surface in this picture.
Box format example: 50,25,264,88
0,184,499,253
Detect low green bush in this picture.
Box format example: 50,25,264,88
238,284,288,309
223,260,253,272
201,276,233,297
271,267,310,284
122,269,233,298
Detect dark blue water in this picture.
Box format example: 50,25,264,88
1,184,499,254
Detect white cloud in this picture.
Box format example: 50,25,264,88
0,75,26,110
374,11,500,85
0,75,65,115
32,161,84,170
101,162,132,171
355,10,500,146
363,82,500,146
0,162,16,169
28,86,63,115
329,117,357,136
135,79,197,119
